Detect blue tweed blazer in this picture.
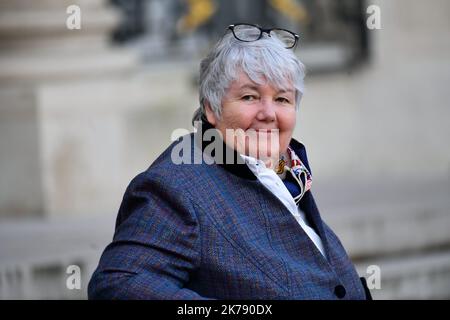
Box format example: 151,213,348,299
88,122,371,300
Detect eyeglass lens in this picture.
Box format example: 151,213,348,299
232,24,296,48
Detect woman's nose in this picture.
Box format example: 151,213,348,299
256,99,276,122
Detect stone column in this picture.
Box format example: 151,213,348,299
0,0,153,218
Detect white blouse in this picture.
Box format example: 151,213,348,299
241,154,326,258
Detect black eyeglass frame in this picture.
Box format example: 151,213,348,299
228,23,300,49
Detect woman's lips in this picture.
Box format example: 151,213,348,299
247,128,279,132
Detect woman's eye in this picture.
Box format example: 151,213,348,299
276,97,290,103
242,95,257,101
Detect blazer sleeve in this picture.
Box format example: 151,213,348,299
88,171,208,299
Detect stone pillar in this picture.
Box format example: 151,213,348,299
0,0,153,218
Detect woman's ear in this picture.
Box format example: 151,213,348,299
204,101,217,126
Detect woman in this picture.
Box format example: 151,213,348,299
88,23,371,300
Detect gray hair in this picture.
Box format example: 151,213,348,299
192,28,306,124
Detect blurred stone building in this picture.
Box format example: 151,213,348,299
0,0,449,299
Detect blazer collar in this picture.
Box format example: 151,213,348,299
195,120,312,180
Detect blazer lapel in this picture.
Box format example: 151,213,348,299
289,139,333,261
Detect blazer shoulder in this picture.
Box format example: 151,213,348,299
140,133,206,188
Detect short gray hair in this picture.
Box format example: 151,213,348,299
192,28,306,124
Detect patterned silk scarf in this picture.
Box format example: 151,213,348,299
275,146,312,205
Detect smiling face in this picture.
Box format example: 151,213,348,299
205,71,297,167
